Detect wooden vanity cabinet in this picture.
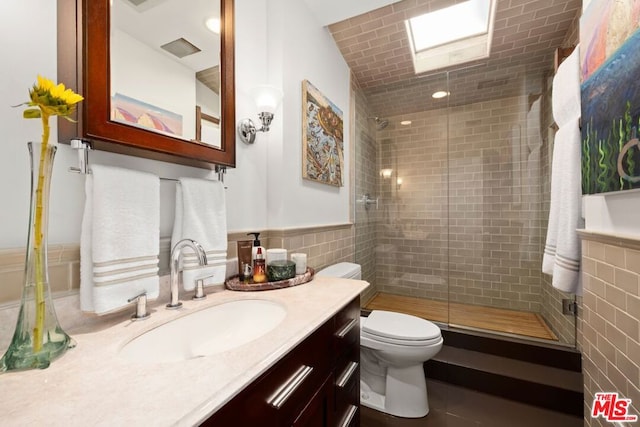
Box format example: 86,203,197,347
203,296,361,427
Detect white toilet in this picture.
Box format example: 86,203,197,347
317,262,443,418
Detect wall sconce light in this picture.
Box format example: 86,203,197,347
380,168,393,179
237,85,283,144
396,177,403,189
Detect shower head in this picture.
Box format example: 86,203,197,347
369,116,389,130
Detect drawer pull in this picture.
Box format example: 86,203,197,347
336,361,359,388
339,404,358,427
267,365,314,409
336,318,357,338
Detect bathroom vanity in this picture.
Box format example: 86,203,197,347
205,296,360,426
0,277,366,426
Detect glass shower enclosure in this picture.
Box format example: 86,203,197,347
354,65,577,347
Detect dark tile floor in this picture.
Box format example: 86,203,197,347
360,379,583,427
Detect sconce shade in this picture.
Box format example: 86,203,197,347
380,168,393,179
238,85,283,144
251,85,283,114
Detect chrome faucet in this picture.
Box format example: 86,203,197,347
168,239,208,309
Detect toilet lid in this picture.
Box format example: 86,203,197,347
362,310,441,343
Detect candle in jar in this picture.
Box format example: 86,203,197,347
291,253,307,275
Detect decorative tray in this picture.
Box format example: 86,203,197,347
225,267,315,291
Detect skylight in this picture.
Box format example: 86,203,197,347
406,0,496,74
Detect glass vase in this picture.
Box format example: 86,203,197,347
0,142,73,372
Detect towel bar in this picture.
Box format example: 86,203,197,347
67,138,228,186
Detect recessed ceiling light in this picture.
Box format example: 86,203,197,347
432,91,450,99
206,17,220,34
400,120,412,125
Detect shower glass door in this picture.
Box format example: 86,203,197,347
355,72,451,326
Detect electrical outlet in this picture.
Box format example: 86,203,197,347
562,298,577,315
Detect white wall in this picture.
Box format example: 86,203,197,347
0,0,348,250
583,191,640,238
265,0,351,229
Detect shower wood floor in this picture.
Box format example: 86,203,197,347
363,292,558,341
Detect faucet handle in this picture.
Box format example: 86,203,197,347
193,275,217,300
127,292,150,321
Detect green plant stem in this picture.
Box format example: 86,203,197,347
32,112,50,353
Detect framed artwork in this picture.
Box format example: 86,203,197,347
111,93,183,137
580,0,640,194
302,80,344,187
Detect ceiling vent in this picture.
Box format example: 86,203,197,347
161,38,201,58
123,0,169,12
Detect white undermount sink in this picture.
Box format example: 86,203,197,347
119,299,287,363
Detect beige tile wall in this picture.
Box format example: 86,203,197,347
369,93,550,312
580,234,640,425
374,108,449,301
0,245,81,305
260,224,354,273
0,225,356,306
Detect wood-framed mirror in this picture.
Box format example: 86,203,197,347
57,0,235,169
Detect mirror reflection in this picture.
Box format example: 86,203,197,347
110,0,221,148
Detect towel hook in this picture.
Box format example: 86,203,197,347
215,165,226,184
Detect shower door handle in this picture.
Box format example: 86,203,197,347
362,194,378,210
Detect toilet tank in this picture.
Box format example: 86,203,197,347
316,262,361,280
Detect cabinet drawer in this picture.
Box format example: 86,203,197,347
203,321,332,427
333,348,360,426
332,297,360,358
292,374,332,427
257,320,333,426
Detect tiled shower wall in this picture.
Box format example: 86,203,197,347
375,109,449,301
372,94,548,312
580,234,640,426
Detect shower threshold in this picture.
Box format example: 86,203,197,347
363,292,558,342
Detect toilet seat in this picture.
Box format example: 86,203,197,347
362,311,441,346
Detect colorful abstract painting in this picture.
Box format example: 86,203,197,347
111,93,183,137
580,0,640,194
302,80,344,187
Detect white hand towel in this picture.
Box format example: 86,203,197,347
80,165,160,314
543,46,583,294
171,178,227,291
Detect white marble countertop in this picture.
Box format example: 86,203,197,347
0,277,368,426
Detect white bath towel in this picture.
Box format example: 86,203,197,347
80,165,160,314
542,46,583,294
171,178,227,291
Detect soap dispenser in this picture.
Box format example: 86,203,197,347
247,232,265,262
252,247,267,283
